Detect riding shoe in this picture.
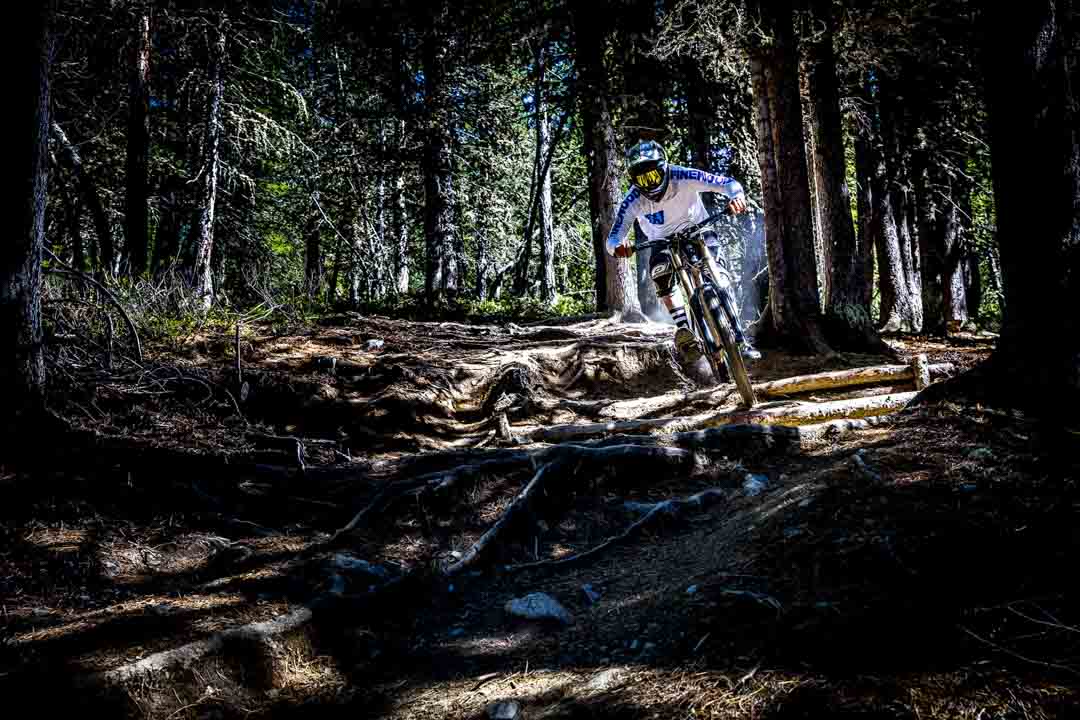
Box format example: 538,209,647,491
740,340,762,362
674,327,703,363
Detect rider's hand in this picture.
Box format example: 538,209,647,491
613,243,634,258
728,194,747,214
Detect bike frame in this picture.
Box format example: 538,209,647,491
668,231,734,351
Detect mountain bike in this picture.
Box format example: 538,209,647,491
631,209,757,409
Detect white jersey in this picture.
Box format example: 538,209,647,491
606,165,745,255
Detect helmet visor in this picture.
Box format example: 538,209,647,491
631,162,665,193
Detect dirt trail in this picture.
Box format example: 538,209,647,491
3,316,1077,718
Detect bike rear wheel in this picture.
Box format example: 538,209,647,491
699,284,756,408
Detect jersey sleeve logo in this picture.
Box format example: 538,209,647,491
644,210,665,225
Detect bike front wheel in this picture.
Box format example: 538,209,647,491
699,284,756,409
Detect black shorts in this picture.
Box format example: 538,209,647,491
648,231,722,296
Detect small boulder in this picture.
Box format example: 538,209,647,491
743,474,768,497
486,700,521,720
505,592,573,624
585,668,625,692
330,554,389,579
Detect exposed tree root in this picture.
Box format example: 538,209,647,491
82,607,314,687
505,487,728,573
442,461,559,576
331,443,698,540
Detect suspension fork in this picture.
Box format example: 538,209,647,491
698,236,743,342
670,246,714,348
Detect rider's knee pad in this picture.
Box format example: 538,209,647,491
649,257,676,297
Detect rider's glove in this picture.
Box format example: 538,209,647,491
612,242,634,258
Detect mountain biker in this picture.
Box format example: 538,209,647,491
606,139,762,364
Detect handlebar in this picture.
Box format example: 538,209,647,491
629,205,732,254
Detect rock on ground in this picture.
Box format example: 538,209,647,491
504,592,573,624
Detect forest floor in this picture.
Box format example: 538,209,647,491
1,313,1078,719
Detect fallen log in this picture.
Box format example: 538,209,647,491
521,392,918,443
543,362,951,423
751,361,951,398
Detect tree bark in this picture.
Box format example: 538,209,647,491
939,174,968,332
422,5,458,304
535,42,557,306
65,190,86,272
125,6,152,278
871,84,919,333
620,5,665,318
573,4,639,315
749,46,789,337
853,116,876,311
750,0,831,353
191,12,226,311
305,199,323,301
960,186,981,324
805,0,880,349
375,120,388,292
872,149,915,332
854,74,876,311
880,81,923,331
392,167,408,295
979,0,1080,408
683,57,712,168
6,0,52,425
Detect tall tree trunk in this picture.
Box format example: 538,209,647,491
6,0,51,423
940,187,968,331
749,47,789,338
871,84,919,332
620,4,665,318
881,82,923,331
151,182,180,275
422,6,458,304
375,120,388,293
805,0,879,348
751,0,831,353
125,5,152,278
67,191,86,272
960,186,981,325
683,57,712,168
979,0,1080,408
191,13,226,310
304,199,323,301
535,44,557,306
392,170,408,295
573,4,639,315
475,219,489,300
348,205,363,307
391,35,410,296
853,92,876,311
872,149,917,333
51,122,112,278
